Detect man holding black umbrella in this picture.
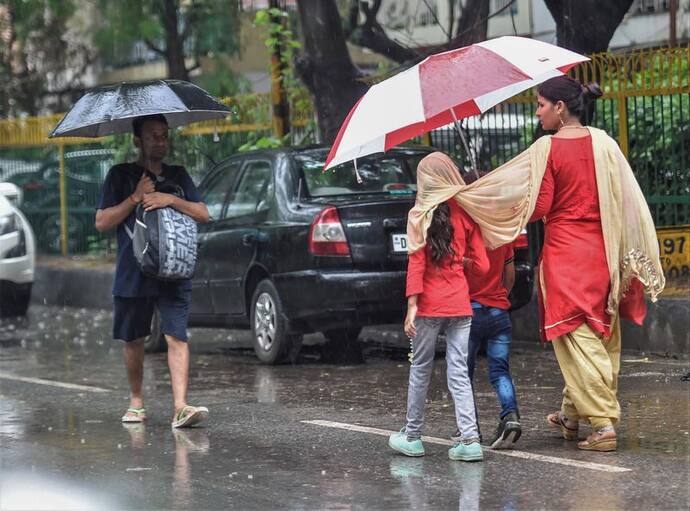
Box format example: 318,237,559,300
95,114,210,428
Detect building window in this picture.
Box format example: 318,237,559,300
492,0,518,16
633,0,676,14
418,1,439,27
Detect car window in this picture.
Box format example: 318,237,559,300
294,151,422,197
225,160,274,219
202,161,242,220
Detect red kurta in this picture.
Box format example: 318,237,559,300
406,199,490,317
530,135,646,341
467,244,514,310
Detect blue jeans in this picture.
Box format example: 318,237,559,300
467,303,519,420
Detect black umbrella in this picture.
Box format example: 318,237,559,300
49,80,231,138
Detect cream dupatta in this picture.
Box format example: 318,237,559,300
407,127,665,318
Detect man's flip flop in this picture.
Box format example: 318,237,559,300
171,405,209,428
121,407,147,423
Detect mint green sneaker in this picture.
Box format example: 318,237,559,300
389,431,425,457
448,441,483,462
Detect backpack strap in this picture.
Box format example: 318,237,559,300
123,209,148,240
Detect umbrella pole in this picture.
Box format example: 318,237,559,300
449,109,479,180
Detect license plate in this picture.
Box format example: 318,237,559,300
391,233,408,253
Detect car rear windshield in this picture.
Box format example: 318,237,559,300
293,150,426,197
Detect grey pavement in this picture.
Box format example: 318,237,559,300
1,306,689,510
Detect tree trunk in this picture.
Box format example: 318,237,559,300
295,0,367,144
543,0,634,54
452,0,491,47
162,0,189,81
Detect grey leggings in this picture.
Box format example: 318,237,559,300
405,316,478,441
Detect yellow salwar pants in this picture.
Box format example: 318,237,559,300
551,318,621,430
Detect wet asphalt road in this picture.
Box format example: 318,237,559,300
0,306,689,510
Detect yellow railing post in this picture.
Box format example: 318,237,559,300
617,91,629,158
269,1,290,139
58,143,68,256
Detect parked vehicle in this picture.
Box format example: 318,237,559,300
146,146,534,363
8,149,114,253
0,183,36,317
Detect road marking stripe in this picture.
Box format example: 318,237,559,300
0,372,111,393
302,420,631,473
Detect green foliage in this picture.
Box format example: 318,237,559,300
196,56,253,98
253,7,302,102
238,133,291,153
101,134,137,164
248,7,315,151
93,0,242,96
589,56,689,225
86,234,110,256
1,0,91,116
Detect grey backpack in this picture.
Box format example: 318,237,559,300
124,177,197,280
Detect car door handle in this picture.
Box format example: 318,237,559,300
242,233,256,246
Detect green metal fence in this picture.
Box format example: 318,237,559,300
0,47,688,256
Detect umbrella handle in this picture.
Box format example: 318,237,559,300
449,108,480,181
354,158,363,184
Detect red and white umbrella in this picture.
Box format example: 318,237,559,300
325,36,589,170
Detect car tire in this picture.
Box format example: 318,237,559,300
144,307,168,353
321,327,364,364
0,282,32,318
41,214,84,254
251,279,302,364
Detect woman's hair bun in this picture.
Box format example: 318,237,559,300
582,82,603,100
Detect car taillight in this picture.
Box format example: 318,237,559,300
309,206,350,256
513,230,528,249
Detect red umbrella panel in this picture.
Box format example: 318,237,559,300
325,36,589,170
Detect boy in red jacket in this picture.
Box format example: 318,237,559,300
454,243,521,449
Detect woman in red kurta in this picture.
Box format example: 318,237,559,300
531,76,647,452
531,135,615,340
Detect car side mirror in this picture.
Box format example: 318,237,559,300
0,183,23,207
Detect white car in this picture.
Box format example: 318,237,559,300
0,183,35,317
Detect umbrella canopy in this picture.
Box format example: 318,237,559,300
325,36,589,170
50,80,231,138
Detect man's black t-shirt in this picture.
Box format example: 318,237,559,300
97,162,202,297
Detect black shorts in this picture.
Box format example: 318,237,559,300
113,285,191,342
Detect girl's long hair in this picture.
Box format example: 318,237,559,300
427,202,455,265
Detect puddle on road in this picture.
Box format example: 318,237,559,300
1,305,688,461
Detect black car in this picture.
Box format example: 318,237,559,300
147,146,533,363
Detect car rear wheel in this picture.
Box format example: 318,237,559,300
321,327,364,364
144,307,167,353
251,279,302,364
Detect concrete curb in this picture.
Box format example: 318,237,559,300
31,263,689,355
32,266,113,310
511,290,690,355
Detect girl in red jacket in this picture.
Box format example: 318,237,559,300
388,152,489,461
